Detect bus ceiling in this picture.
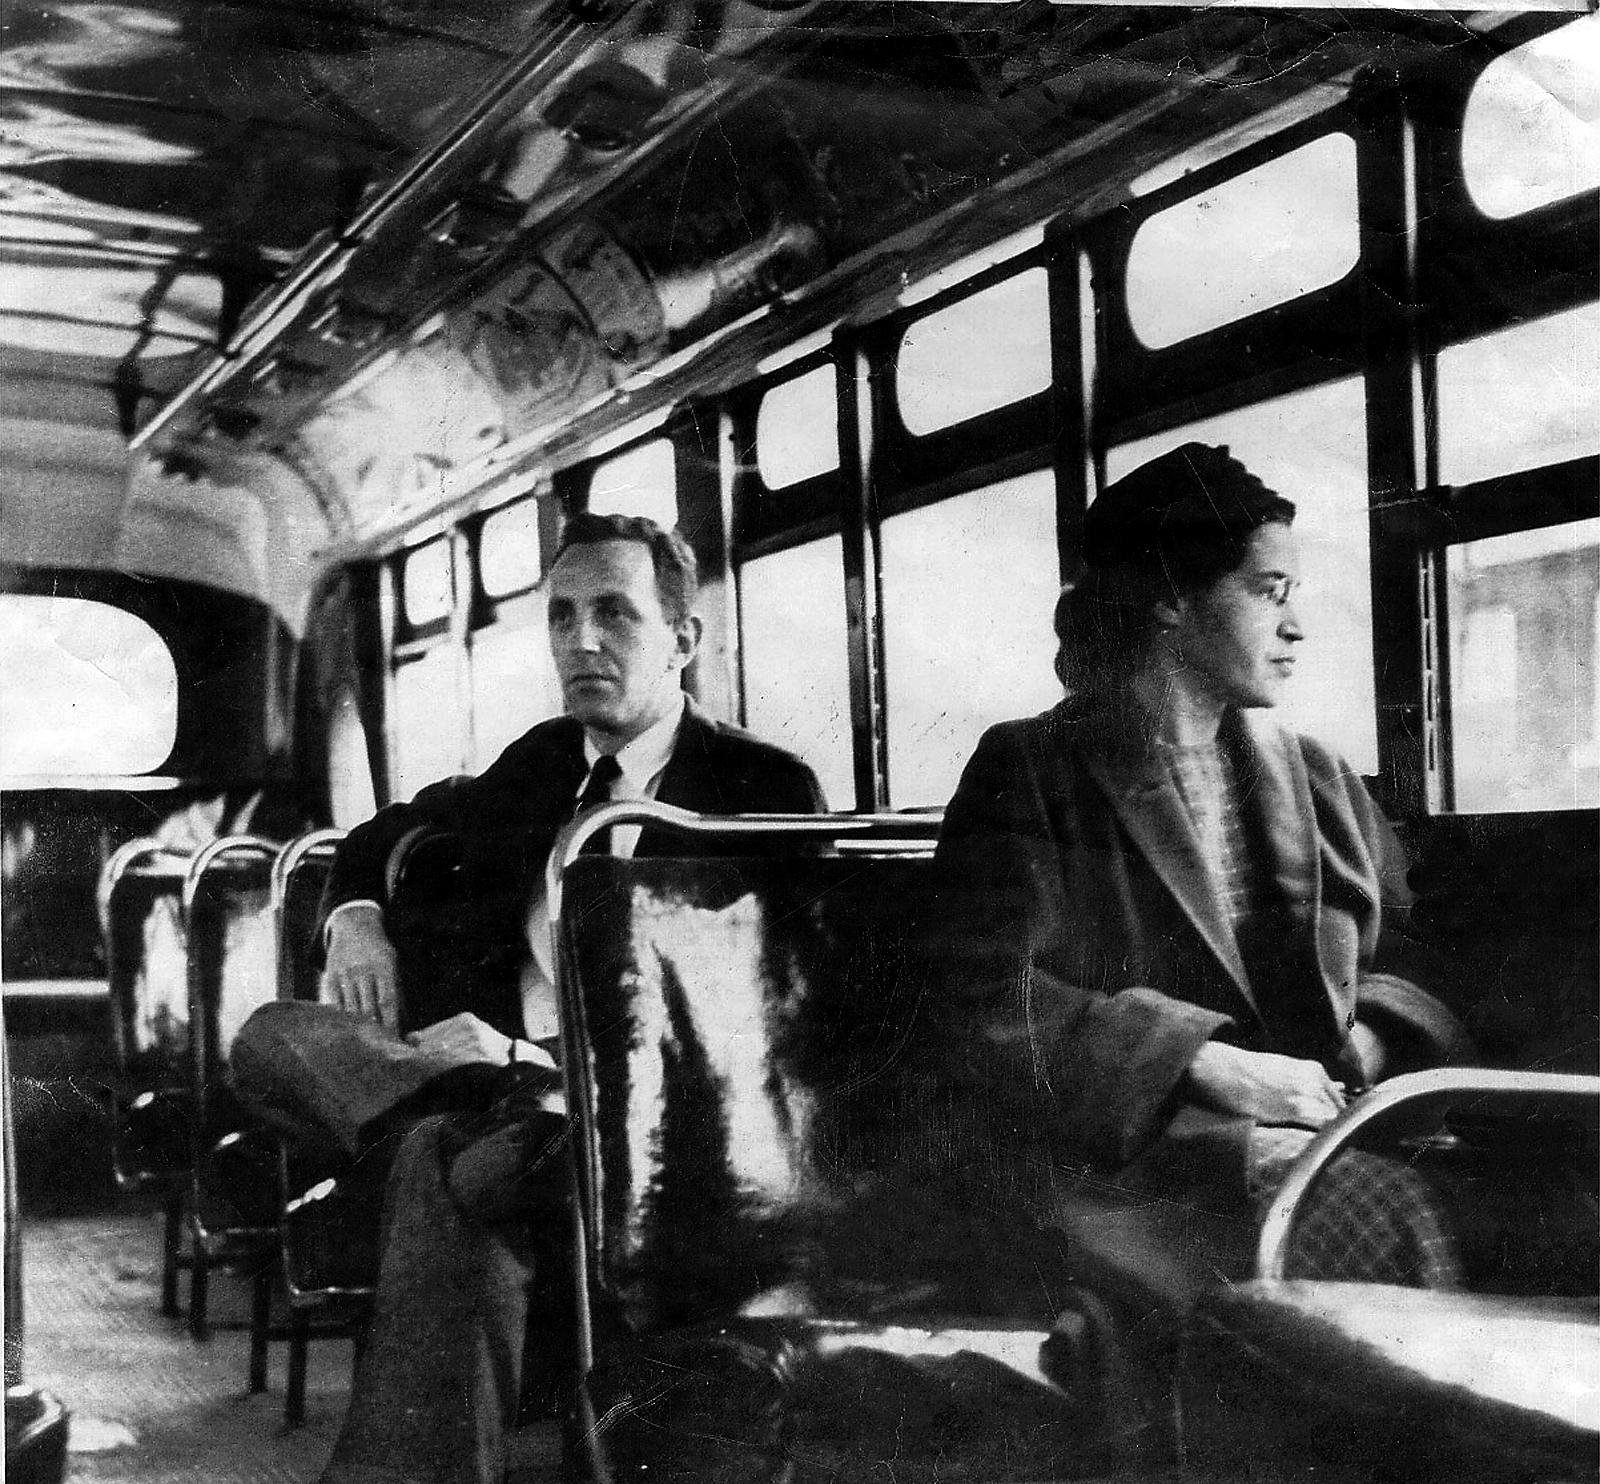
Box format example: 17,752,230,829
0,1,1564,628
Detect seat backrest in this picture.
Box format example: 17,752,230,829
272,831,344,1003
183,836,281,1111
561,853,1007,1333
103,841,195,1084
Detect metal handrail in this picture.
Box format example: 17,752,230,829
270,830,346,1002
1256,1067,1600,1282
545,801,943,1372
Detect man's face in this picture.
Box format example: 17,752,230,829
545,539,699,745
1173,522,1305,710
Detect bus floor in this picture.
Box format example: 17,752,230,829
19,1210,570,1484
21,1210,1312,1484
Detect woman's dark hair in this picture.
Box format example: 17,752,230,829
551,511,699,625
1054,443,1295,698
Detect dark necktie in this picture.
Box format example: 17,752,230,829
572,754,623,856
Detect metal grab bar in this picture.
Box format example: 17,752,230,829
1256,1067,1600,1281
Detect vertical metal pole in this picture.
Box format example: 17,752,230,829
836,333,889,810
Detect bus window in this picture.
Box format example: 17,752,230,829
402,539,453,627
469,618,561,769
896,269,1051,435
1437,302,1600,486
0,595,177,777
1107,377,1377,775
479,500,543,598
738,536,853,809
586,439,677,527
392,649,464,798
1126,133,1359,349
880,471,1061,807
1447,518,1600,812
1462,15,1600,220
756,365,838,488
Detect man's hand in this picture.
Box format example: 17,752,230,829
323,904,400,1030
1184,1040,1348,1129
405,1011,512,1067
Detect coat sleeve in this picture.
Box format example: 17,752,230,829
1310,747,1476,1073
933,725,1233,1168
317,774,476,935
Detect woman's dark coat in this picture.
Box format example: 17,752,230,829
932,703,1471,1215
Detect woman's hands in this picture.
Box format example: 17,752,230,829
1185,1040,1348,1129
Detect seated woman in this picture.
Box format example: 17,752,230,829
933,443,1473,1284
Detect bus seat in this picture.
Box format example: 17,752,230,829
181,835,283,1382
102,839,197,1317
556,845,1127,1483
1179,1069,1600,1483
269,830,376,1427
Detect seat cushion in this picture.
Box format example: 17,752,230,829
1181,1280,1600,1481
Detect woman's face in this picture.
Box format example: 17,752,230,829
1172,521,1304,709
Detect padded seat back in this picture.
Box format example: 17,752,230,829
562,853,1055,1333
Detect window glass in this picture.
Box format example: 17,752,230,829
1108,377,1377,774
0,596,178,776
1462,16,1600,219
896,269,1052,435
327,683,377,828
880,472,1063,807
756,366,838,488
586,439,678,527
469,621,562,770
1126,133,1359,349
1437,303,1600,486
739,537,853,808
480,501,544,598
391,649,463,799
402,539,453,627
1447,518,1600,812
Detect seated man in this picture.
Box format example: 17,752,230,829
931,445,1473,1286
237,513,822,1484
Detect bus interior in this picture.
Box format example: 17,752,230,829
2,3,1596,1483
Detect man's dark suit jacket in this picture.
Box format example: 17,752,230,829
321,698,824,1037
931,702,1471,1219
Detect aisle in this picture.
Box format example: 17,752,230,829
21,1213,350,1484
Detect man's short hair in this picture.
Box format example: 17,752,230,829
551,512,699,626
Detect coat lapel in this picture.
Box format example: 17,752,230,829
1080,744,1257,1013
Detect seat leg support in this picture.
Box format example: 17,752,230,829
248,1262,272,1393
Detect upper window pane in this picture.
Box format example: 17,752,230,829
480,501,544,598
1437,302,1600,486
756,366,838,488
0,596,177,776
739,537,852,809
587,440,677,528
1462,16,1600,219
1127,133,1359,349
392,650,463,799
896,269,1052,435
1107,377,1377,774
1447,518,1600,812
403,539,453,627
881,472,1064,807
469,621,561,771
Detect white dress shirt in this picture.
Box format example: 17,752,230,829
519,696,686,1040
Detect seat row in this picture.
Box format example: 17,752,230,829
100,828,366,1424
